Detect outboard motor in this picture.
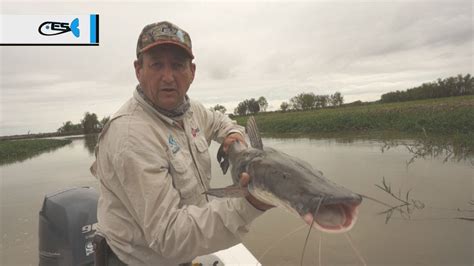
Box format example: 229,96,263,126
38,187,98,266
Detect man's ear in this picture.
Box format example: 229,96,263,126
190,62,196,83
134,60,142,80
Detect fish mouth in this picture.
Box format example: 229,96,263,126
303,198,361,233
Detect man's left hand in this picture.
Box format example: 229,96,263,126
223,133,247,154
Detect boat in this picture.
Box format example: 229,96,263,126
38,186,261,265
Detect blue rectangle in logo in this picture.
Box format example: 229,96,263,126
90,14,99,44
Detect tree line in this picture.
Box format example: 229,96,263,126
212,92,344,116
57,112,110,135
284,92,343,111
380,74,473,103
210,96,269,115
53,74,472,137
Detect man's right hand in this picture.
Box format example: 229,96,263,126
239,172,274,211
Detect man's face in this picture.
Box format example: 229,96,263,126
134,44,196,111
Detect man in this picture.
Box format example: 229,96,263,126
90,21,272,265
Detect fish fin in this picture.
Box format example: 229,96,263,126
217,143,229,174
246,116,263,150
204,186,248,198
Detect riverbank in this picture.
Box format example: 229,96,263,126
0,139,72,165
0,131,87,141
234,95,474,136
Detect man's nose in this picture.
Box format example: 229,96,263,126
161,65,175,83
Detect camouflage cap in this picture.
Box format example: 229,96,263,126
136,21,193,59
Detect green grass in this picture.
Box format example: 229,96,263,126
234,95,474,135
0,139,72,165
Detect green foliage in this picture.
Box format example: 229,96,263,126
247,98,260,114
57,112,108,135
315,95,330,108
381,74,473,103
375,177,425,224
0,139,72,165
211,104,227,114
235,101,248,116
81,112,100,134
288,92,335,110
330,92,344,106
235,95,474,135
381,133,474,165
289,92,317,110
234,98,261,115
258,96,268,112
57,121,82,134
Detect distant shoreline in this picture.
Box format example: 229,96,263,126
0,138,73,165
233,95,474,136
3,96,473,141
0,131,95,141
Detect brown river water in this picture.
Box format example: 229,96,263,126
1,135,472,265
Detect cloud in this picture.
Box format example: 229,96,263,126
1,1,472,135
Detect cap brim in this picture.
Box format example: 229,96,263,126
138,40,194,59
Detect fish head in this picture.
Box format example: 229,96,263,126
217,139,252,176
247,150,362,233
303,191,362,233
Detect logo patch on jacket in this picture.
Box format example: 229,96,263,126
168,134,180,154
191,127,200,137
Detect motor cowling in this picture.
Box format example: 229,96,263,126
38,187,98,266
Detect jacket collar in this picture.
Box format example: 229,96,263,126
133,89,193,127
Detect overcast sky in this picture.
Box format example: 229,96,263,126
1,0,472,136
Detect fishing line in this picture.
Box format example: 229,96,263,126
344,232,367,266
300,220,314,266
257,224,308,265
300,197,324,266
317,233,322,266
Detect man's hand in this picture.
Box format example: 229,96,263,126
240,172,275,211
223,133,247,154
223,133,273,211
